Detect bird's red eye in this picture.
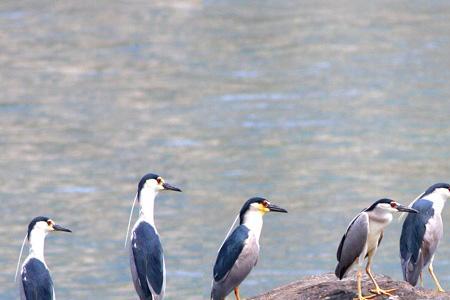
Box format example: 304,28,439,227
47,220,52,226
262,200,269,207
390,202,397,208
156,178,162,184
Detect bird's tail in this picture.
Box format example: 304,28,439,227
334,262,347,280
401,255,423,286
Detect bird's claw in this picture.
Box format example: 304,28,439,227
353,293,379,300
359,294,378,300
369,288,396,297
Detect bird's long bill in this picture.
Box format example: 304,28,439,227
268,204,288,213
162,182,182,192
396,205,418,214
53,224,72,233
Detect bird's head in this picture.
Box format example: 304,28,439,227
239,197,287,224
422,183,450,199
27,216,72,241
137,173,182,199
365,198,418,214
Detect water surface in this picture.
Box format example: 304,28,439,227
1,1,450,299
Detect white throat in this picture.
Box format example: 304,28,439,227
139,188,158,225
28,229,48,262
367,207,393,229
242,210,264,241
425,192,447,215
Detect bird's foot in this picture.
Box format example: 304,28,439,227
437,287,446,293
359,294,379,300
368,287,396,297
234,287,241,300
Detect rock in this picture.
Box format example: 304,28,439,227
249,272,450,300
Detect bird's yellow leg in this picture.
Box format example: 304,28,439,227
419,271,423,288
429,262,445,292
353,269,370,300
365,254,396,297
234,286,241,300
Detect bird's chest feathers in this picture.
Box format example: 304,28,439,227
424,193,446,215
242,211,264,242
237,232,260,267
424,214,443,244
367,212,392,250
28,230,48,263
138,189,157,226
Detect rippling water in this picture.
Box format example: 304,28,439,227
1,1,450,299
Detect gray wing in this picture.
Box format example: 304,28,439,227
335,212,369,279
213,225,249,282
130,222,164,300
21,258,53,300
211,230,259,300
400,199,436,285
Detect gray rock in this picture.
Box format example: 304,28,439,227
250,273,450,300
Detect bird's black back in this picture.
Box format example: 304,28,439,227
400,199,434,285
213,225,249,282
21,258,53,300
131,221,164,297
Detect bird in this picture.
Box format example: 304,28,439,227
400,183,450,292
211,197,288,300
16,216,72,300
335,199,417,300
124,173,182,300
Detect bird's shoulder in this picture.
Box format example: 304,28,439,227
22,258,51,278
132,221,160,243
412,198,433,213
226,225,251,245
345,212,369,234
403,199,436,230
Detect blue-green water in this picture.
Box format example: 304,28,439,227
1,1,450,299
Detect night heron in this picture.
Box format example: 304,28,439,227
335,199,417,300
15,216,71,300
124,173,181,300
211,197,287,300
400,183,450,292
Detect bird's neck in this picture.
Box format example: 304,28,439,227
139,189,158,225
367,209,393,229
425,192,447,214
242,210,264,241
28,229,47,262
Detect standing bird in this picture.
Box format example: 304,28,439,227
400,183,450,292
16,216,72,300
124,173,182,300
335,199,417,300
211,197,288,300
